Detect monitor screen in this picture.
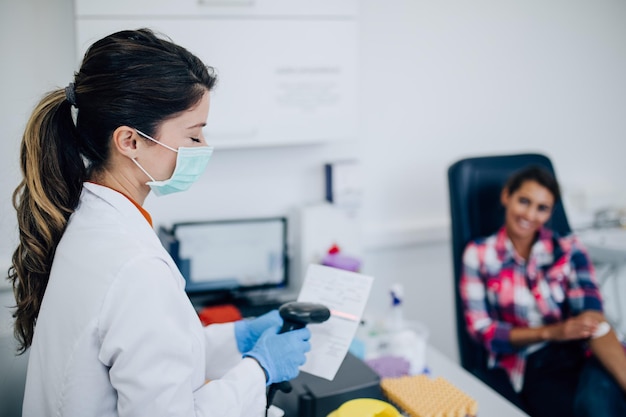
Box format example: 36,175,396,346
165,217,288,294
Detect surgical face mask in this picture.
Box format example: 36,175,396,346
132,129,214,197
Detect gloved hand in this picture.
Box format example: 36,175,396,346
244,325,311,385
234,310,283,353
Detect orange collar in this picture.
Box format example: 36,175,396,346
88,182,153,227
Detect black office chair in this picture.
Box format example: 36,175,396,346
447,153,571,395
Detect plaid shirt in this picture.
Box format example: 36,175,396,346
460,226,603,392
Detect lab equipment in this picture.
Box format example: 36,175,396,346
273,351,384,417
267,302,332,411
381,375,478,417
277,302,332,330
158,217,288,300
593,207,626,228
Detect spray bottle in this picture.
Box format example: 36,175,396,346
386,283,429,375
388,283,405,332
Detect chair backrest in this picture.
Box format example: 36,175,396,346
447,153,571,374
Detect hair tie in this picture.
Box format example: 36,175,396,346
65,82,77,107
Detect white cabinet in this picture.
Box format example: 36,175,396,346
75,0,356,17
74,0,358,149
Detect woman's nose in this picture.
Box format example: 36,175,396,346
200,129,209,145
518,206,534,221
525,207,541,221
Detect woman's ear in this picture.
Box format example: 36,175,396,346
111,126,138,157
500,188,510,207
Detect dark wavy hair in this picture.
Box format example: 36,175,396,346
9,28,217,353
504,165,561,202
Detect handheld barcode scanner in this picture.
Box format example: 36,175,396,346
266,302,331,415
278,301,332,333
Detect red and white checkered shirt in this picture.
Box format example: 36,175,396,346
460,226,602,391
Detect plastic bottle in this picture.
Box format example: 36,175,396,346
386,283,429,374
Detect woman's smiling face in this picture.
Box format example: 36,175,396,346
501,179,555,243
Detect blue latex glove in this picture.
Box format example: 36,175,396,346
234,310,283,353
244,325,311,385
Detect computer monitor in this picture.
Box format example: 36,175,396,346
159,217,288,297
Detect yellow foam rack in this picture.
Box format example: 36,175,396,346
381,375,478,417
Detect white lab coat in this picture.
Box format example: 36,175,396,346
22,182,267,417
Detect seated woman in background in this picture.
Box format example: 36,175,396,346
460,165,626,417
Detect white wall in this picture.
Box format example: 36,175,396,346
0,0,76,271
357,0,626,244
1,3,75,416
3,0,626,262
2,0,626,367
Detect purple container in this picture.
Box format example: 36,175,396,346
321,253,361,272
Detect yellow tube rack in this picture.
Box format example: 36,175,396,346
381,375,478,417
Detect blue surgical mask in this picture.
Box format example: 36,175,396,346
131,129,214,197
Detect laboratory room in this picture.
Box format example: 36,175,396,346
2,1,626,417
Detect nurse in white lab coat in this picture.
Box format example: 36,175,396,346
9,28,311,417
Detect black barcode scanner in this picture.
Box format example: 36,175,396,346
278,301,332,333
266,302,331,415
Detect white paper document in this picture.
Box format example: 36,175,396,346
297,264,374,380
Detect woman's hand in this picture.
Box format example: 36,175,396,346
244,325,311,385
511,311,606,346
234,310,283,353
545,311,603,342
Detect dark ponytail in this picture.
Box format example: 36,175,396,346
9,89,85,353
